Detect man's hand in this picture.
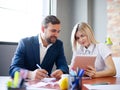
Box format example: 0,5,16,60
50,69,63,80
28,69,48,80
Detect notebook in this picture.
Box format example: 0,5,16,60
71,55,96,71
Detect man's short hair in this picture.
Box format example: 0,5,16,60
42,15,60,28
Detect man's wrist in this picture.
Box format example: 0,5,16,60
27,71,35,80
20,69,28,79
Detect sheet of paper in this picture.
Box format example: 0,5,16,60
41,77,56,82
84,84,120,90
27,87,58,90
26,78,59,89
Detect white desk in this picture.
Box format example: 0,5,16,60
0,76,10,90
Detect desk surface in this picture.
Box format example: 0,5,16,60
0,76,120,90
82,76,120,90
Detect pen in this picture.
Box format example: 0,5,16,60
92,82,110,85
78,69,84,77
70,69,77,76
36,64,49,76
36,64,42,69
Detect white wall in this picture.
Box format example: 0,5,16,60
92,0,107,43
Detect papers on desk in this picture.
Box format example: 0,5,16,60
41,77,56,82
27,87,57,90
26,78,59,90
84,84,120,90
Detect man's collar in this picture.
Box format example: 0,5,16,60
38,34,44,47
38,34,52,47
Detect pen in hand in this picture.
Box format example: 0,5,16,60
36,64,49,77
36,64,42,69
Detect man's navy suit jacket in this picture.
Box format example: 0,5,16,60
9,35,69,77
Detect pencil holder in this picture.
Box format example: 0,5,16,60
70,76,82,90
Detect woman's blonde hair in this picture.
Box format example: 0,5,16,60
71,22,98,52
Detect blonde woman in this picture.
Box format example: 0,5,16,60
70,22,116,78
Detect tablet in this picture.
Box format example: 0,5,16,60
71,55,96,71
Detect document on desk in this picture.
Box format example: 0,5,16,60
84,84,120,90
26,78,59,90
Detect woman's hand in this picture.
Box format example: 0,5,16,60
85,66,96,78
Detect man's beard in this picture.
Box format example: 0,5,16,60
46,36,57,44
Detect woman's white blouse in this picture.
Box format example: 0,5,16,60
71,43,112,71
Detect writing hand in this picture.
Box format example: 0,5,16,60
28,69,48,80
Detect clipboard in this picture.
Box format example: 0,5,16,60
71,55,96,70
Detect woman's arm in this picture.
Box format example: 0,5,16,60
95,55,116,77
85,55,116,78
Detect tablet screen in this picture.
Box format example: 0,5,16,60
71,55,96,71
